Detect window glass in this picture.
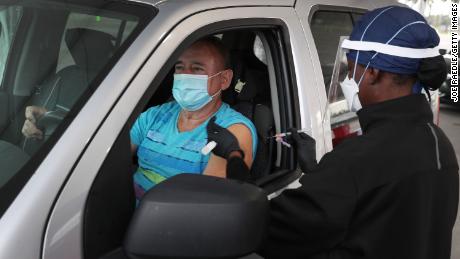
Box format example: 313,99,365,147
122,20,138,42
0,0,155,217
0,5,22,85
311,11,354,91
57,13,137,71
311,10,363,145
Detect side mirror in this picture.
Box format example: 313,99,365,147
124,174,268,259
439,49,447,55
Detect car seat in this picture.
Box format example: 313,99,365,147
223,49,275,180
20,28,115,155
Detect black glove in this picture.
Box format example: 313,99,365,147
206,116,244,159
288,128,317,173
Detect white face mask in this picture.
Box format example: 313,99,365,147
337,6,441,113
340,76,362,112
339,63,368,112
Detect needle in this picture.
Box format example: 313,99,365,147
271,128,311,138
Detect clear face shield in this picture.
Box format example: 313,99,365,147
327,36,350,106
322,36,359,126
322,7,442,136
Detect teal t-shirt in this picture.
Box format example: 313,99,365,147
130,101,257,201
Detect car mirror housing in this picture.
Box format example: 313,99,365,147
124,174,268,259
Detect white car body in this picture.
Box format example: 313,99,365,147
0,1,435,258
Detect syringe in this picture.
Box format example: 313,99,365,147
271,128,311,148
271,128,311,138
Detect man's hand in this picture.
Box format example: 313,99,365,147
206,116,244,160
22,106,47,139
288,128,317,173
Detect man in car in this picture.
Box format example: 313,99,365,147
129,36,257,202
206,6,458,259
21,36,257,203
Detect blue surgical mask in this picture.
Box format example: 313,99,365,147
172,72,222,111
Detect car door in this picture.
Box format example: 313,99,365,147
0,1,156,259
41,2,326,259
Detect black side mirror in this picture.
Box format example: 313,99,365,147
439,49,447,55
124,174,268,259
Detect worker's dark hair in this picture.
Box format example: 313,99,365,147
386,55,447,102
194,36,231,69
417,55,448,91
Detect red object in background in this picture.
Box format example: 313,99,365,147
332,124,359,147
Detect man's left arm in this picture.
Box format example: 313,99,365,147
203,123,253,178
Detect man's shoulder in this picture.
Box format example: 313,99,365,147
217,103,255,129
217,103,258,158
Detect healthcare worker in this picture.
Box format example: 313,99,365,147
206,6,459,259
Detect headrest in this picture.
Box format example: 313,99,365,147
65,28,115,75
224,53,265,104
231,69,260,101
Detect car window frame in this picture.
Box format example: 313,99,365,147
81,18,302,258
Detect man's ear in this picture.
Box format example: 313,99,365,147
220,69,233,90
368,67,381,85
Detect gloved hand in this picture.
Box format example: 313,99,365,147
206,116,244,159
288,128,317,173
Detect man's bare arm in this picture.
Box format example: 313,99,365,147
203,123,253,178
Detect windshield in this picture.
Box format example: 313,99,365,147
0,0,155,216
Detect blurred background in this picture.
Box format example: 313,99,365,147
399,0,451,50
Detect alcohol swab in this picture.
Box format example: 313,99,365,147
201,141,217,155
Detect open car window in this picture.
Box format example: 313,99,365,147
0,0,155,217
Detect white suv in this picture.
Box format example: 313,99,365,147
0,1,435,259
